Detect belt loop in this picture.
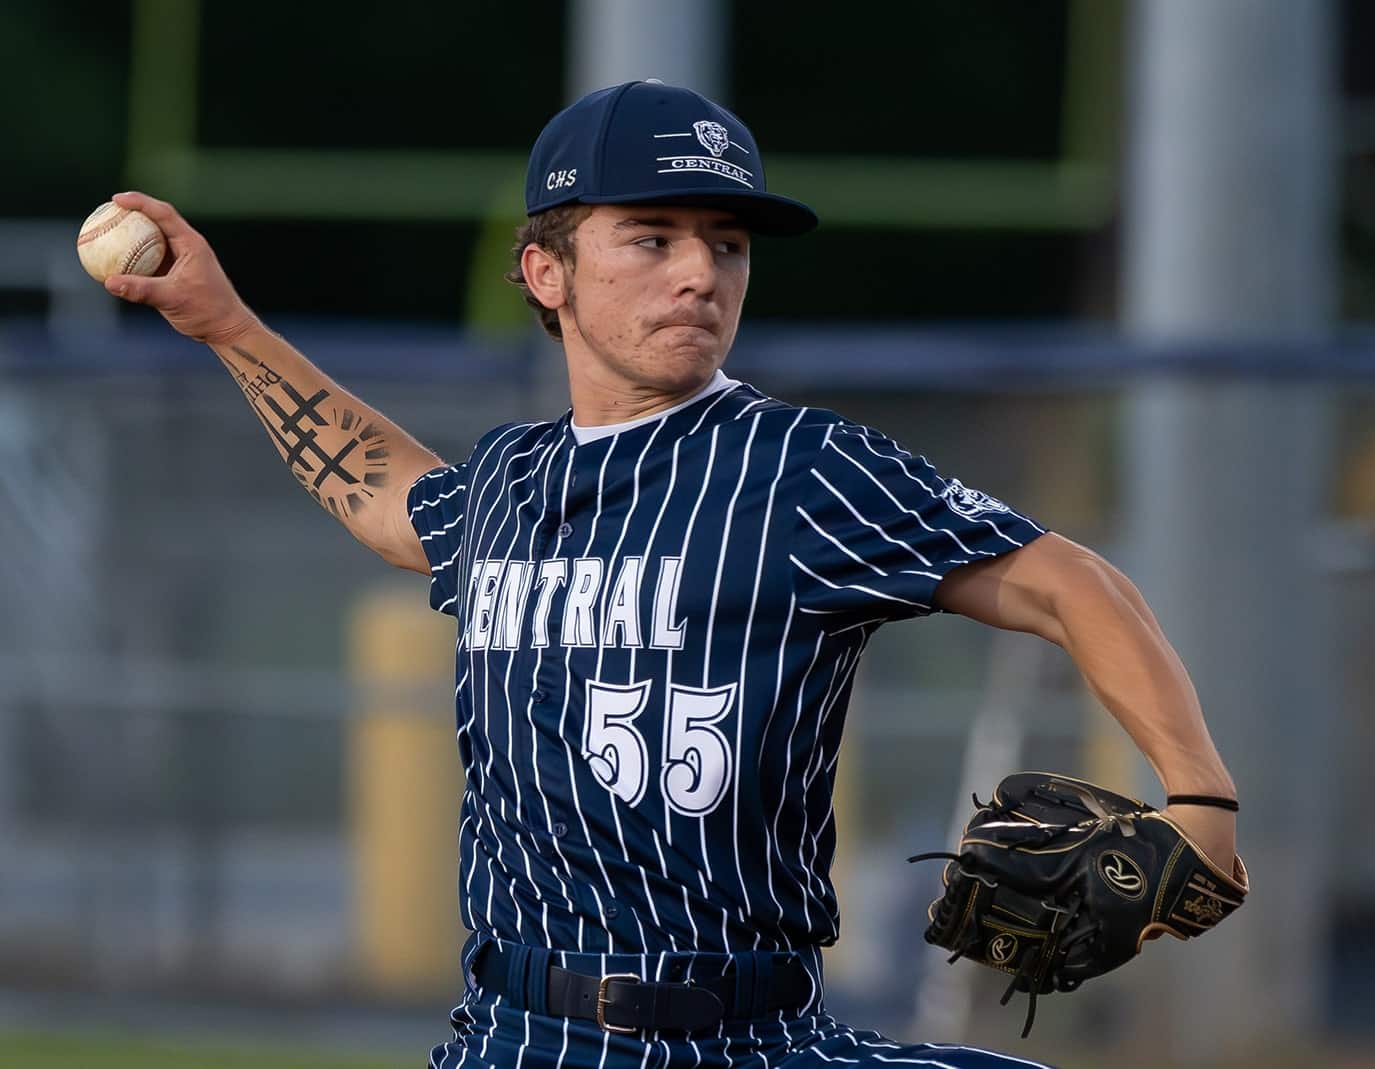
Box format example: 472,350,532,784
729,951,757,1019
525,946,552,1016
751,953,774,1019
506,943,532,1009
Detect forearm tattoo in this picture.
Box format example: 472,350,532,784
219,345,390,519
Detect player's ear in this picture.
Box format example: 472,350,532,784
521,243,569,312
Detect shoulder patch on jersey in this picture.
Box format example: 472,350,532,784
940,478,1012,519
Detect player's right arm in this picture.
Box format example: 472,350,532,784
103,191,440,575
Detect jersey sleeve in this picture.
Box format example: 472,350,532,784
791,423,1047,622
406,463,469,616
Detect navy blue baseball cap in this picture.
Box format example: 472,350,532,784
525,80,817,237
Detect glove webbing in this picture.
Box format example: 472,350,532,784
910,849,1069,1037
910,805,1106,1037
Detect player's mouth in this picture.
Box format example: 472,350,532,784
653,318,718,335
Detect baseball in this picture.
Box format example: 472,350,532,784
76,201,167,283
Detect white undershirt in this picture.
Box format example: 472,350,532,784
569,371,740,444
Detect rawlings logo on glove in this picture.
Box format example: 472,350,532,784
910,772,1249,1036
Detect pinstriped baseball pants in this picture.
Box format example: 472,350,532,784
427,937,1058,1069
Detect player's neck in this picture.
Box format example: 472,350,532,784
566,366,724,428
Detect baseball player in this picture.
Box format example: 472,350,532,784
106,81,1240,1068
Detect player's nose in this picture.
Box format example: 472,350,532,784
669,236,717,297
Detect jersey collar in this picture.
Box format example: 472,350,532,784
564,371,743,445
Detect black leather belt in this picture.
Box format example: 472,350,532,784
473,942,813,1034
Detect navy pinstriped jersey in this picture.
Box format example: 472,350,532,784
407,382,1046,956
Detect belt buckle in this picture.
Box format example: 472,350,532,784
596,973,641,1034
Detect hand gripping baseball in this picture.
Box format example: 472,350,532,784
103,191,261,346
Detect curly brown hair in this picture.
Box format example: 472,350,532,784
504,204,594,339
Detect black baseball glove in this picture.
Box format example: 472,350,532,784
910,772,1248,1036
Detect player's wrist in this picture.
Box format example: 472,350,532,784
202,310,267,348
1162,777,1237,804
1158,754,1236,802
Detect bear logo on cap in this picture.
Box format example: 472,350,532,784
693,120,731,158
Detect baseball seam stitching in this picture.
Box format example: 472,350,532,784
77,207,130,246
121,232,163,274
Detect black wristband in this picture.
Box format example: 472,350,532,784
1166,794,1239,812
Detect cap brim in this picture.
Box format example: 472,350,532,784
566,188,818,237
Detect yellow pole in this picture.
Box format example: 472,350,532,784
347,586,463,998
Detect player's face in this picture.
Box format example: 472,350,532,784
560,205,750,394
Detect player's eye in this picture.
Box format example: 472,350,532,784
633,235,669,250
714,240,745,255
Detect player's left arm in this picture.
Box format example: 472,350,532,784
932,532,1239,868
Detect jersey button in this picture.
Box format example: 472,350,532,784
557,522,574,538
531,689,547,703
552,821,568,838
605,902,620,918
